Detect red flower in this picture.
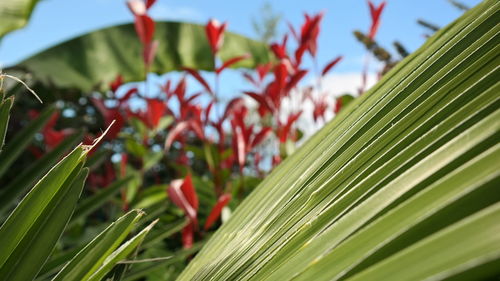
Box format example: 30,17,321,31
134,14,155,45
256,63,273,82
143,40,159,69
182,67,213,97
167,174,199,248
270,35,288,59
145,0,156,9
322,56,343,76
272,154,282,167
277,111,302,143
146,98,167,128
127,98,167,129
205,19,227,55
245,60,307,117
87,162,116,188
127,0,158,68
204,194,231,230
109,75,124,92
91,98,124,140
29,110,74,149
368,1,386,39
312,95,328,122
216,54,251,74
43,128,74,149
334,97,343,114
230,105,272,172
299,12,323,58
164,100,206,151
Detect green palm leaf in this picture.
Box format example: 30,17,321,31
178,1,500,280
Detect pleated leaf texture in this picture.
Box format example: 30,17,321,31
178,1,500,280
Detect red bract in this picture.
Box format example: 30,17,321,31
174,77,187,100
216,54,250,74
134,14,155,45
128,0,158,68
312,95,328,122
167,174,198,223
28,146,43,159
277,111,302,143
145,0,156,9
223,97,245,120
368,1,386,39
256,63,273,82
230,106,272,172
247,59,307,117
182,67,214,97
164,114,205,152
126,98,167,129
204,101,214,126
120,153,128,177
118,87,138,103
167,174,199,249
272,154,282,167
270,35,288,59
285,69,308,93
91,98,124,140
204,194,231,230
146,98,167,128
254,152,263,176
287,21,299,42
232,122,246,170
334,96,343,114
88,162,116,188
30,110,74,149
205,19,227,55
161,80,172,99
182,222,195,249
243,91,273,116
251,127,272,148
82,134,100,155
294,44,308,67
322,56,343,76
143,40,159,69
110,75,124,92
299,12,323,57
242,72,258,87
43,128,74,149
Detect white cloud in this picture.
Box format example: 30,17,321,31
243,72,381,146
320,72,378,97
287,72,378,140
149,3,203,22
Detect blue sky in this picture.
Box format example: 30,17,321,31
0,0,483,137
0,0,481,69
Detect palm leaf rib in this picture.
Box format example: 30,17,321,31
178,1,500,280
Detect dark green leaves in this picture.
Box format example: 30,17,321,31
0,104,55,178
0,146,88,280
0,95,13,152
53,210,144,281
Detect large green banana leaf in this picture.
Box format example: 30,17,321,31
10,22,273,92
178,0,500,280
0,0,41,38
